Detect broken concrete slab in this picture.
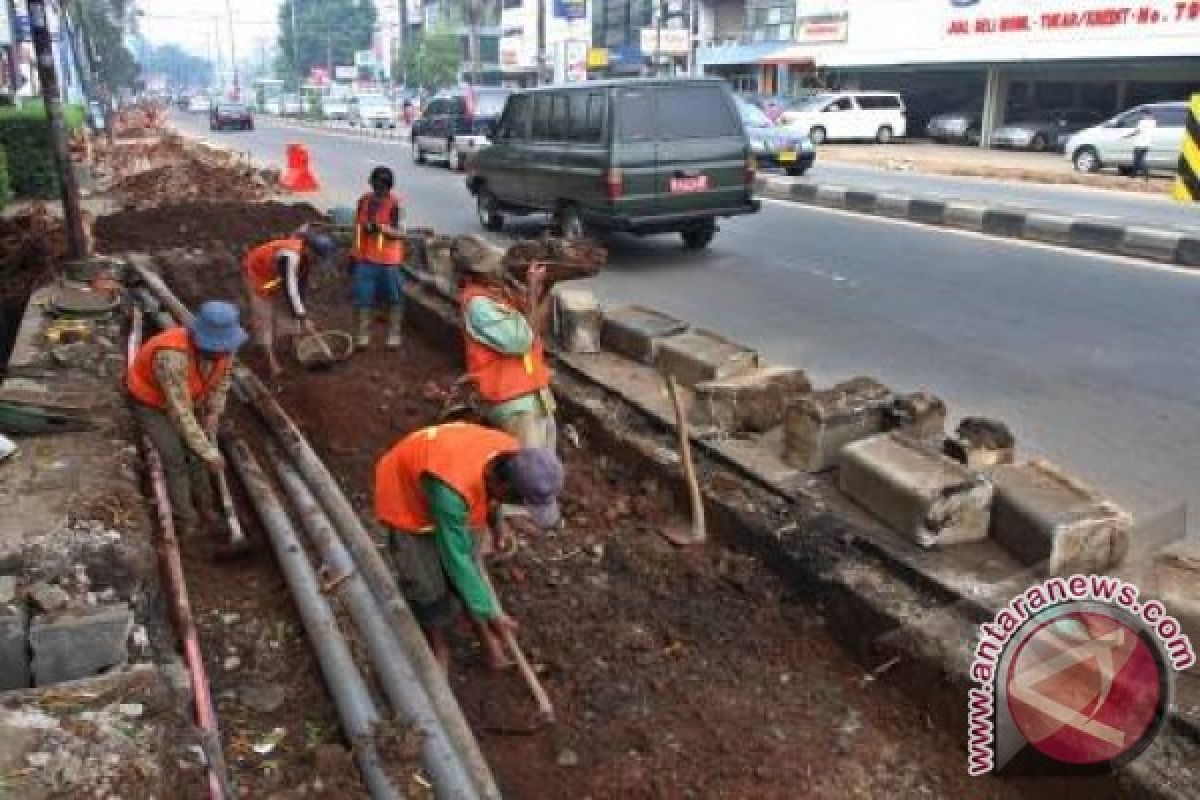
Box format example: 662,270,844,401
944,417,1015,468
655,328,759,388
839,433,994,548
990,460,1132,576
0,605,30,690
1153,539,1200,624
30,604,134,686
783,377,892,472
691,366,811,434
28,582,70,614
552,288,602,354
886,391,947,443
600,306,689,365
0,576,15,606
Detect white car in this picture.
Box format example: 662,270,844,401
779,91,907,145
1064,102,1188,174
281,95,306,116
323,97,350,120
187,95,211,113
348,95,397,128
262,99,283,115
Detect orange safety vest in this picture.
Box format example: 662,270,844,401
126,327,232,410
244,238,305,297
354,193,405,266
459,284,551,405
375,422,519,533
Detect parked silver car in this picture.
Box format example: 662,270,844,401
926,109,981,144
991,109,1107,152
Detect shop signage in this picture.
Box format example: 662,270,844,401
565,40,588,81
946,0,1200,37
334,65,356,81
796,1,849,43
640,27,689,55
586,46,609,68
554,0,587,21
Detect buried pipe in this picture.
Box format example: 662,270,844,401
268,447,482,800
127,307,231,800
130,260,503,800
224,439,401,800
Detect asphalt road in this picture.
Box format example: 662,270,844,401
175,113,1200,532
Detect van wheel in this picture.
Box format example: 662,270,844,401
477,189,504,232
559,204,586,239
681,221,716,250
413,142,425,164
875,126,893,144
809,126,827,145
1073,146,1101,173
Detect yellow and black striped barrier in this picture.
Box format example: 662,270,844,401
1172,94,1200,203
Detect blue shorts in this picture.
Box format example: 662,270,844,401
352,262,405,309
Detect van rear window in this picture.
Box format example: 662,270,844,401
616,86,740,142
617,90,655,141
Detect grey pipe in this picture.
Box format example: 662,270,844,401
128,261,503,800
269,447,480,800
225,439,401,800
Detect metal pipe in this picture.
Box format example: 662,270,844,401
225,439,401,800
128,262,503,800
268,448,482,800
128,307,230,800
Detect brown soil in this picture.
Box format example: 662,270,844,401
111,162,275,208
137,203,1045,800
0,203,69,300
95,201,322,252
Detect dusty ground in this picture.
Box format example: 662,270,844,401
124,197,1079,800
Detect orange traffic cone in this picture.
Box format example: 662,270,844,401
280,143,320,192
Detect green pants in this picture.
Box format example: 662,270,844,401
134,404,212,526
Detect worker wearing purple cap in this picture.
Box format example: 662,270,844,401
375,422,564,671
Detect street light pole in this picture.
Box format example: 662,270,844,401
224,0,238,97
289,0,299,82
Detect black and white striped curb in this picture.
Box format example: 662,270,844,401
275,117,411,143
757,174,1200,268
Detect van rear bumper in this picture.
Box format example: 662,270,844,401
587,201,761,234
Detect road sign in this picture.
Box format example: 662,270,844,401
1172,95,1200,204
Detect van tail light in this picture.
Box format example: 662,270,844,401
745,154,757,187
602,168,624,201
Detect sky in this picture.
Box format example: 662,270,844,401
134,0,284,72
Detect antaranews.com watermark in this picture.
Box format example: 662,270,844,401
968,574,1195,776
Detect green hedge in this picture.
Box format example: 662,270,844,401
0,146,10,210
0,104,85,199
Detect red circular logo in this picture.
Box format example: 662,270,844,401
1005,611,1163,765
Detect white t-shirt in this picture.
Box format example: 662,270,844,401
1134,117,1157,148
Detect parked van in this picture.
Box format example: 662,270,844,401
778,91,907,144
466,78,759,250
1064,102,1188,174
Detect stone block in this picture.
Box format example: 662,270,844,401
600,306,688,365
1022,212,1073,246
944,417,1015,468
942,202,987,232
991,460,1132,576
30,604,133,686
691,366,811,434
1119,228,1182,263
783,377,891,472
552,288,602,354
839,433,994,548
885,391,947,443
1154,540,1200,623
0,606,30,691
655,328,759,388
426,239,457,299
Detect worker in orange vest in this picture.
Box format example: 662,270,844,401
127,302,247,537
375,422,564,671
352,166,407,350
451,235,556,451
241,229,336,376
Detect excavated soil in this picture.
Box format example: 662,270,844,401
111,161,276,208
133,200,1057,800
95,201,322,252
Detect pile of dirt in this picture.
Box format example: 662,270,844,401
95,201,323,252
0,203,68,300
112,161,277,209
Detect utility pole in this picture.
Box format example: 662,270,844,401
289,0,299,82
224,0,238,98
536,0,546,85
397,0,408,86
27,0,86,259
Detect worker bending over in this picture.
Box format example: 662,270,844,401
353,165,406,350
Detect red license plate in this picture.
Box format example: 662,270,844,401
669,175,710,193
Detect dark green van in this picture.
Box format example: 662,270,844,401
465,78,760,249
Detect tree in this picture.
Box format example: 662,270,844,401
76,0,138,90
277,0,377,82
399,27,463,90
139,43,213,90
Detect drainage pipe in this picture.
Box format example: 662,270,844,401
127,307,230,800
269,447,481,800
225,439,401,800
128,262,502,800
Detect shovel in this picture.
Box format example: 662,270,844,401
657,368,707,547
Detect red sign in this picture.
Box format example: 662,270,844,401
669,175,710,193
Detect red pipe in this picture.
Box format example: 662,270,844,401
128,308,229,800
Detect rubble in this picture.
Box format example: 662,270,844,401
29,604,135,686
783,376,892,472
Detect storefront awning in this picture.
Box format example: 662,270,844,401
698,43,790,68
761,47,816,66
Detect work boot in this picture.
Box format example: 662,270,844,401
354,309,372,350
385,307,405,350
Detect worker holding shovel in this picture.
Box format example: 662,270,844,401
352,165,407,350
374,421,564,672
127,301,247,539
241,229,336,377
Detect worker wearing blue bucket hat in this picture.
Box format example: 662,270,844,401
128,301,248,536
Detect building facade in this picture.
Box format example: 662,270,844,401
500,0,593,85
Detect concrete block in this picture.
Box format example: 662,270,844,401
1069,221,1125,253
1119,228,1182,263
874,193,912,219
426,238,457,299
839,433,994,548
982,209,1028,238
783,376,891,472
0,606,30,691
30,604,134,686
907,199,946,225
655,328,759,388
600,306,688,365
845,190,878,212
756,175,792,199
944,417,1015,468
1022,213,1073,246
990,460,1132,575
1175,236,1200,267
552,288,602,354
886,391,947,442
789,182,819,202
691,366,812,434
0,576,15,606
942,202,987,232
1154,540,1200,622
814,185,848,208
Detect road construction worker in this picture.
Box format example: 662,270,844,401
352,165,406,350
452,235,556,452
127,301,247,537
375,421,564,671
241,229,336,376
